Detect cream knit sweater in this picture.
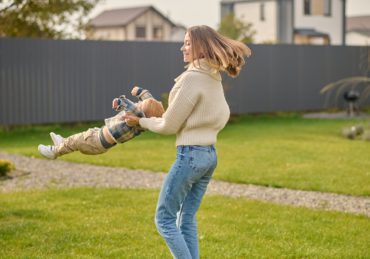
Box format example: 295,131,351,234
139,59,230,146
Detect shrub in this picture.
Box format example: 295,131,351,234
0,159,15,176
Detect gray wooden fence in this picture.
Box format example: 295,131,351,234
0,37,368,126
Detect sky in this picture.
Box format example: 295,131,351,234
90,0,370,29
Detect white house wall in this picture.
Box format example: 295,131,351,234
346,32,370,46
171,28,186,42
234,0,278,43
127,10,172,41
294,0,343,45
93,27,126,40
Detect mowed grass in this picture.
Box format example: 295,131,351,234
1,114,370,196
0,188,368,258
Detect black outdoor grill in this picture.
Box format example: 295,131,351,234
343,90,360,116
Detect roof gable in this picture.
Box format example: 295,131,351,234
90,5,175,28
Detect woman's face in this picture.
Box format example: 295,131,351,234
181,32,192,63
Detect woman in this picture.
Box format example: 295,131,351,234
125,25,251,258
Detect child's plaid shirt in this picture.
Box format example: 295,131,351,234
104,88,153,143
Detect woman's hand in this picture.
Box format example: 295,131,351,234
124,114,140,126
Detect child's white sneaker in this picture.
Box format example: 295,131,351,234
50,132,64,146
38,145,57,159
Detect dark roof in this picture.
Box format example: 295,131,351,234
221,0,293,4
347,16,370,32
294,28,329,37
221,0,268,3
173,23,187,30
90,5,176,28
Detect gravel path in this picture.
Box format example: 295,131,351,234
1,152,369,217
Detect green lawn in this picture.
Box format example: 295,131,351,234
1,114,370,196
0,188,368,258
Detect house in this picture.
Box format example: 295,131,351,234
346,16,370,46
88,5,183,41
170,24,187,42
220,0,346,45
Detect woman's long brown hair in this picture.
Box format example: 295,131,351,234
187,25,251,77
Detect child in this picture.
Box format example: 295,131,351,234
38,86,164,159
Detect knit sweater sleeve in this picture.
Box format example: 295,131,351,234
139,73,199,135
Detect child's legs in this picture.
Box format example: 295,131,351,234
55,127,107,156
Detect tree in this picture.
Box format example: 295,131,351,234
218,13,255,44
0,0,101,39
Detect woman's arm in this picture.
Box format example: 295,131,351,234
140,74,199,135
125,74,199,135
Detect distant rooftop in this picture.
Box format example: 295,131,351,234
90,5,176,28
221,0,267,3
347,15,370,32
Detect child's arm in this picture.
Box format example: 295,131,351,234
112,95,145,118
112,86,153,111
112,95,135,112
131,86,153,101
112,95,128,112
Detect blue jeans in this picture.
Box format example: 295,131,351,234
155,145,217,259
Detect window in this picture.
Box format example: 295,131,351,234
260,3,265,21
221,3,234,18
153,26,163,40
135,26,146,39
304,0,310,15
323,0,331,16
304,0,331,16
